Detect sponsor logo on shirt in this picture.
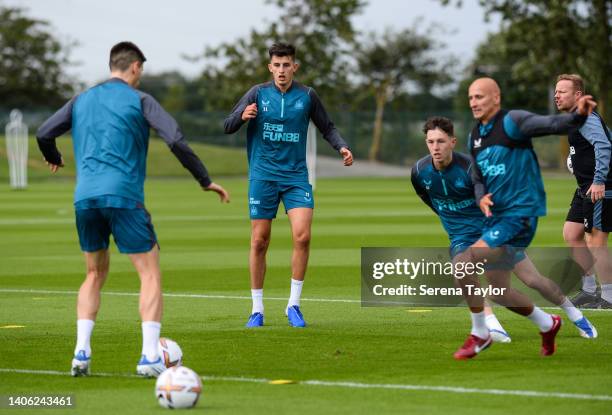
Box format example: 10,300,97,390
261,99,270,112
432,197,476,212
304,191,312,202
422,179,432,190
263,122,300,143
474,138,482,148
295,100,304,109
477,159,506,177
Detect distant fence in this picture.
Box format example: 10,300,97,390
0,109,567,169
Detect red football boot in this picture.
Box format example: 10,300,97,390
540,315,562,356
453,334,492,360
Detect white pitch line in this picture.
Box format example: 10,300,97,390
0,288,360,304
0,368,610,402
1,288,612,311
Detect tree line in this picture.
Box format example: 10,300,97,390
1,0,609,161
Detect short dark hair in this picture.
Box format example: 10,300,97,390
109,41,146,71
422,116,454,137
269,43,296,60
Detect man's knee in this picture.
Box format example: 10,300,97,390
85,268,108,287
563,223,585,244
85,261,109,281
586,230,609,248
293,229,311,249
251,235,271,254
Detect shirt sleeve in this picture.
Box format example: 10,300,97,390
140,93,212,187
308,88,349,151
579,113,612,185
35,97,76,165
410,165,436,214
468,153,486,203
223,85,259,134
504,110,587,140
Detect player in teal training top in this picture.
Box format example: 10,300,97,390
36,42,230,378
224,43,353,328
412,117,597,360
453,77,597,359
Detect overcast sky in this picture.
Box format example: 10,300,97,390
5,0,501,85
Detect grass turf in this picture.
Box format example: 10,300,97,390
0,135,248,180
0,176,611,414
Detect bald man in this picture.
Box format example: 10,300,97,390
451,77,597,359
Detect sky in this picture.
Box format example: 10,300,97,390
4,0,501,86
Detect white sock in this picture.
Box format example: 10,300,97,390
470,311,489,339
251,289,264,314
582,274,597,294
74,319,95,356
287,278,304,309
601,284,612,303
560,298,583,322
527,307,553,332
141,321,161,361
485,313,506,333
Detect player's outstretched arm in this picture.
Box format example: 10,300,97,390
36,98,75,171
308,88,351,164
223,86,259,134
339,147,353,166
140,93,222,191
505,96,597,139
204,182,230,203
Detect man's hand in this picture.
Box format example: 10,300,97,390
576,95,597,116
204,182,230,203
241,103,258,121
46,157,64,173
339,147,353,166
479,193,494,217
586,183,605,203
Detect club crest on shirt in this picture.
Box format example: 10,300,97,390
295,100,304,110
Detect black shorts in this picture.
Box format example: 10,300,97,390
566,188,612,233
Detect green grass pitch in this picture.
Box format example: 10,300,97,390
0,175,611,414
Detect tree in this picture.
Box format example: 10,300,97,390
354,28,453,160
195,0,365,111
452,28,551,114
0,6,76,109
442,0,612,120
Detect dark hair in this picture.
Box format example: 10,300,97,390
422,116,454,137
109,41,146,71
269,43,296,60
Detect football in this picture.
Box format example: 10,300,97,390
158,337,183,368
155,366,202,409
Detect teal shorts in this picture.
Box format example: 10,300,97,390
75,206,158,254
248,180,314,219
481,216,538,249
